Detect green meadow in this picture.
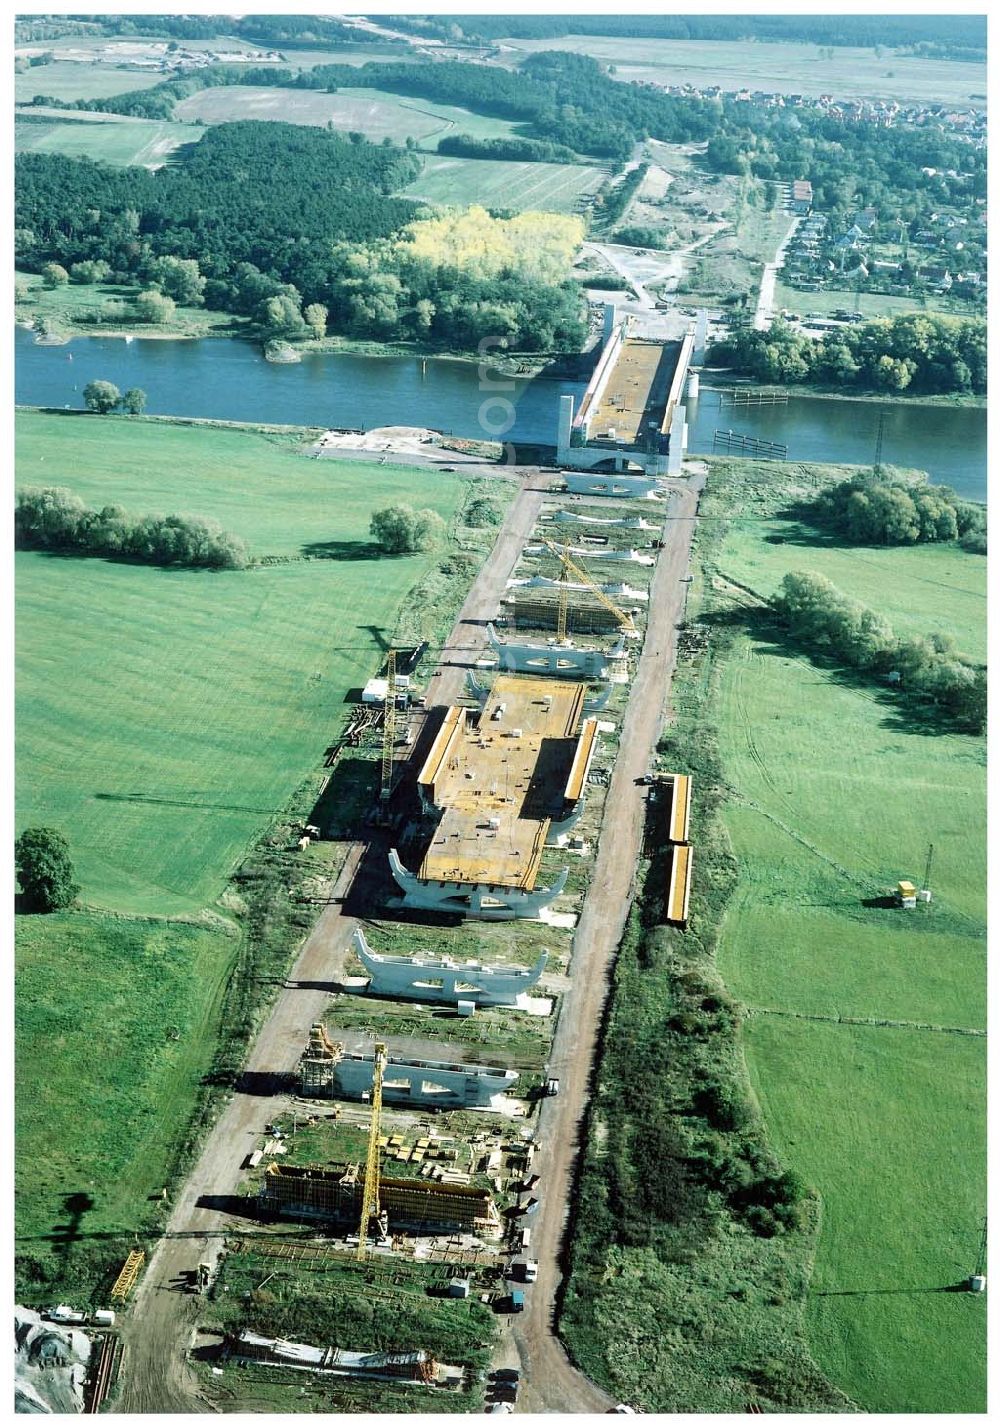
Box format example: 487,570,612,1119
402,155,607,213
15,411,473,1297
16,913,235,1281
174,84,524,148
15,111,204,166
709,468,986,1410
15,412,466,913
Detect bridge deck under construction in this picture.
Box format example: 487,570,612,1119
587,338,684,447
416,675,586,890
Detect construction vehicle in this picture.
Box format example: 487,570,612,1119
356,1042,389,1259
540,539,637,644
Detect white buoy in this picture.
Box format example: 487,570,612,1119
686,371,700,399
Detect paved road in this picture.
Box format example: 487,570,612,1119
506,475,702,1413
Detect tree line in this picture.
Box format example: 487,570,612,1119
398,13,985,48
712,314,986,395
436,134,577,163
774,570,985,733
16,487,251,570
808,468,986,552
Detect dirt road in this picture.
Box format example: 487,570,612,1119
508,475,703,1414
115,843,366,1413
753,214,802,330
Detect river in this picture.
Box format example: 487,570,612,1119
14,324,586,450
686,387,986,501
15,326,987,500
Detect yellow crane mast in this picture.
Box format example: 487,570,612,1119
541,538,637,642
379,650,397,806
356,1041,388,1260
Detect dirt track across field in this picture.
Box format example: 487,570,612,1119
112,466,703,1414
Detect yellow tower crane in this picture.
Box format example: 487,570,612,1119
356,1041,388,1260
540,538,638,643
379,650,397,808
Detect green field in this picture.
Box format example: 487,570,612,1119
501,36,986,106
403,154,607,212
16,269,237,340
16,912,235,1278
775,281,977,323
174,84,524,148
15,61,168,103
721,515,988,662
15,412,466,913
710,477,986,1410
15,111,204,166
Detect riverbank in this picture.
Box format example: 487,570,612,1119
15,272,572,375
702,369,986,409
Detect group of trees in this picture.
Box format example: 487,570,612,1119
713,314,986,395
774,570,986,732
16,486,251,570
369,504,445,554
809,469,986,551
436,133,577,164
82,380,146,414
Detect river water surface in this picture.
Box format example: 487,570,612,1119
15,326,987,500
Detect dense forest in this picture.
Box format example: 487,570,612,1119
711,314,986,396
17,124,419,321
387,13,986,52
16,127,585,350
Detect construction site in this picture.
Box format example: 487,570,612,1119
98,445,703,1416
555,303,698,478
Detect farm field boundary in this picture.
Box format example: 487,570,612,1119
402,154,608,213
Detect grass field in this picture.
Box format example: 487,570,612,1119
15,111,204,166
16,269,237,339
402,154,607,212
174,84,524,148
709,470,986,1410
15,912,235,1283
721,515,988,662
15,61,168,103
775,281,978,323
500,36,987,107
15,411,467,914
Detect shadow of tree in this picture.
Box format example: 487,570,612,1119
300,540,380,561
